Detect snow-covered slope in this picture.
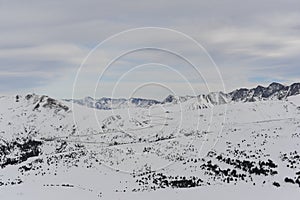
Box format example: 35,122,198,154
288,95,300,106
1,93,300,199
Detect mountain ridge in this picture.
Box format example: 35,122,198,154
65,82,300,110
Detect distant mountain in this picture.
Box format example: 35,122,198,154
64,96,160,110
162,95,194,104
24,94,69,113
65,82,300,110
229,82,300,102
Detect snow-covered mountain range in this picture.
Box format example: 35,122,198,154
65,82,300,110
1,82,300,200
229,82,300,102
64,96,161,110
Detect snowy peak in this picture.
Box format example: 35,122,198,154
229,82,299,102
129,97,160,107
288,83,300,96
206,92,231,105
268,82,285,91
162,94,178,104
10,94,70,113
162,95,194,104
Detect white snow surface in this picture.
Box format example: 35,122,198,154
0,94,300,199
288,95,300,106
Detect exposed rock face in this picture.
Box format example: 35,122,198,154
25,94,69,113
288,83,300,96
229,82,300,102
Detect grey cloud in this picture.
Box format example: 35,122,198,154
0,0,300,97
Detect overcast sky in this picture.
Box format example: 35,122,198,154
1,0,300,100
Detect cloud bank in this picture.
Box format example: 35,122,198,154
0,0,300,99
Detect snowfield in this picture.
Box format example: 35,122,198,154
0,92,300,199
288,95,300,106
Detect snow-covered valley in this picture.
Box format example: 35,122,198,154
1,88,300,199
